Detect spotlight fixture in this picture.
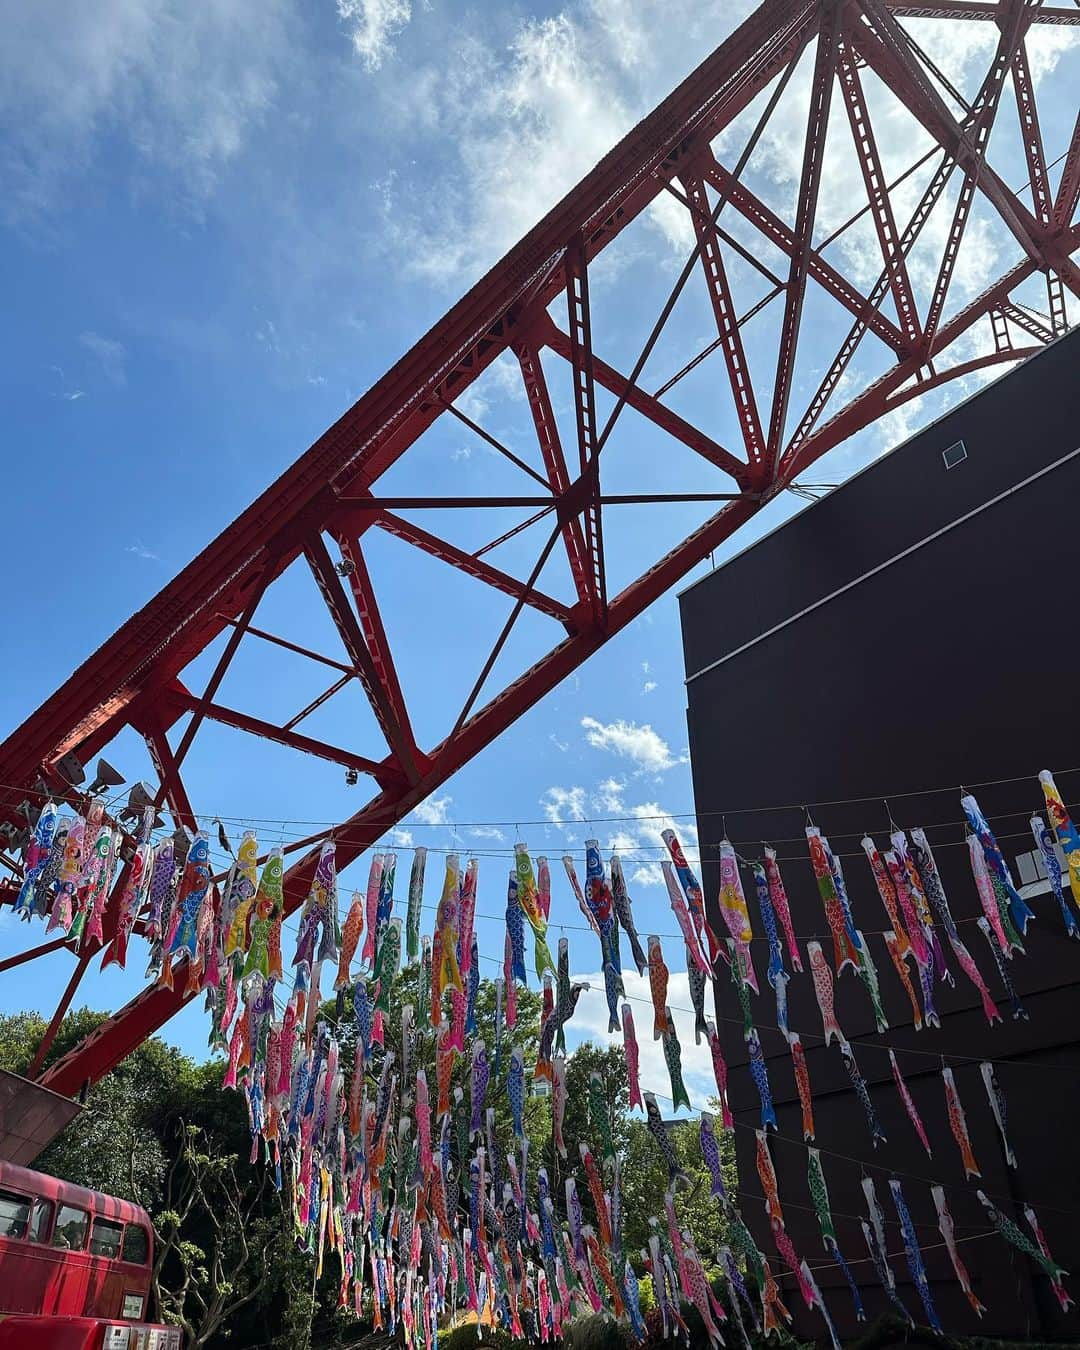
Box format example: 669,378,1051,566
120,781,157,823
344,768,359,786
17,799,41,829
335,558,355,577
172,827,192,867
54,752,86,788
87,759,125,796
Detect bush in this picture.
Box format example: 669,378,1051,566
439,1320,526,1350
563,1314,633,1350
849,1313,1067,1350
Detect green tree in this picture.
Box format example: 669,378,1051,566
0,1009,289,1347
620,1113,734,1259
152,1121,288,1348
0,1008,198,1207
554,1031,733,1264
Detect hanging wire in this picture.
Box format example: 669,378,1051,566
9,763,1078,836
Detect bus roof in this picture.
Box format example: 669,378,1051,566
0,1159,151,1227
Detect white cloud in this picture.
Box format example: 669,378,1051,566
0,0,294,226
337,0,413,72
537,772,698,888
125,540,160,561
605,829,640,854
566,968,715,1116
371,0,756,286
540,785,587,832
642,680,658,695
388,826,414,848
580,715,685,773
451,444,472,462
80,331,127,386
594,777,626,812
411,793,452,825
470,825,506,842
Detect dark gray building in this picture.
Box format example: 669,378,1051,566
679,330,1080,1341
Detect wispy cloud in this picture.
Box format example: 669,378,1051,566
337,0,413,72
540,785,587,833
368,0,754,287
411,793,452,826
535,774,695,887
125,541,160,561
79,331,127,386
0,0,295,228
470,825,506,842
567,969,714,1116
580,715,685,773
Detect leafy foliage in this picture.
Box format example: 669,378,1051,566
153,1121,288,1348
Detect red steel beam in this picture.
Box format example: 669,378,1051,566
786,253,1041,479
854,0,1062,275
282,673,352,731
26,954,92,1080
143,721,199,835
1054,109,1080,228
0,937,68,976
886,1,1079,19
783,2,1045,467
214,618,354,676
373,510,573,625
512,340,596,614
767,0,844,466
836,28,922,349
678,167,767,465
304,534,420,785
702,159,909,353
164,689,397,783
563,237,607,625
334,535,423,769
1012,39,1054,227
536,314,748,483
919,0,1035,345
1009,38,1069,333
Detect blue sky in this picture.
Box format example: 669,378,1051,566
1,0,1076,1107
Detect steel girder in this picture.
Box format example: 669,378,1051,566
0,0,1076,1096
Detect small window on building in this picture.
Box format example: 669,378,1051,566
121,1223,150,1265
52,1204,89,1251
89,1217,124,1259
0,1188,31,1239
942,439,967,469
28,1198,54,1243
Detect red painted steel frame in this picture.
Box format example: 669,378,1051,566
0,0,1077,1096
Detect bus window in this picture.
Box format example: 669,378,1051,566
28,1197,53,1243
89,1216,124,1258
121,1222,150,1265
52,1204,89,1250
0,1188,31,1239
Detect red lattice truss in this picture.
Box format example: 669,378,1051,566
1,0,1078,1097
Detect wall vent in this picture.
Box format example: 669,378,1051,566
942,439,968,469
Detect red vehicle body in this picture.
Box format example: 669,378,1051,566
0,1160,181,1349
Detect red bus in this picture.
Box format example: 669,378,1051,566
0,1160,182,1349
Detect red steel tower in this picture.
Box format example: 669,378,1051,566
1,0,1078,1099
